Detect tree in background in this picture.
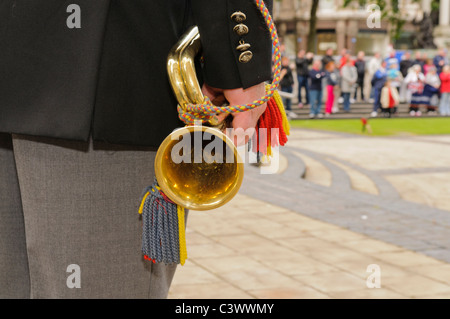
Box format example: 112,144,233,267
307,0,320,52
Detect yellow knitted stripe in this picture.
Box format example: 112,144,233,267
177,206,187,265
138,191,150,215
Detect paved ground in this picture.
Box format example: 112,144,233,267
168,128,450,299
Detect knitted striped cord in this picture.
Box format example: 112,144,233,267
178,0,282,125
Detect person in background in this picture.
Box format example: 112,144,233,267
321,48,335,105
399,51,414,103
400,51,414,76
354,51,366,102
280,56,297,118
370,61,387,117
321,48,335,70
433,48,448,74
279,41,287,57
413,51,425,72
385,50,399,70
324,61,338,117
387,63,403,94
421,52,429,70
295,50,313,108
308,59,325,118
439,65,450,116
341,59,358,112
337,51,352,103
338,48,348,69
423,66,441,114
380,79,400,117
367,52,382,102
339,51,351,71
404,64,426,116
423,58,435,75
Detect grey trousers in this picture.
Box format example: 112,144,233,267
0,133,177,298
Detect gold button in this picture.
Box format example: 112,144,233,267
236,41,251,51
239,51,253,63
233,24,249,36
231,11,246,23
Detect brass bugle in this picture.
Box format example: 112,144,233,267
154,26,244,211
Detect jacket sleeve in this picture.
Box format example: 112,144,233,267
190,0,273,89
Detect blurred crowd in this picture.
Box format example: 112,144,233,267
278,45,450,119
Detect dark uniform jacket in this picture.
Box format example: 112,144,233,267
0,0,272,147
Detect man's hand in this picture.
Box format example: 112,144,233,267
202,82,267,146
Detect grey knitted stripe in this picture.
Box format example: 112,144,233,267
168,202,180,263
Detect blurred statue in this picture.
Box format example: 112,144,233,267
413,12,437,49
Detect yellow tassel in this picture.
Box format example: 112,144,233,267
272,89,291,136
267,144,272,157
177,205,187,265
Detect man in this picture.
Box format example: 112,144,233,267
295,49,313,108
308,60,325,118
341,59,357,112
354,51,366,102
280,56,296,118
370,61,388,117
0,0,273,298
321,48,335,71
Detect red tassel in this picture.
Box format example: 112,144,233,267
254,96,289,155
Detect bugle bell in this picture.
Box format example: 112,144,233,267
154,26,244,211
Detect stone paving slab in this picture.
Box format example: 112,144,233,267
169,194,450,299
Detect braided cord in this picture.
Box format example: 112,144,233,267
179,0,281,125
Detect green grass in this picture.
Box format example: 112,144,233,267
289,117,450,136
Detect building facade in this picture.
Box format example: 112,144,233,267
434,0,450,49
273,0,444,57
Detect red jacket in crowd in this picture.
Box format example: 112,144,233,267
440,72,450,93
